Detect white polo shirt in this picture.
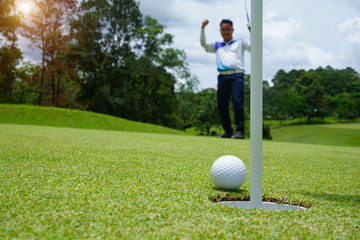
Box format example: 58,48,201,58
200,29,250,71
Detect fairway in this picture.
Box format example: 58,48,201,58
271,122,360,147
0,104,182,135
1,124,359,239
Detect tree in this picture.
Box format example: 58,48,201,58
271,69,304,91
176,75,200,131
192,88,221,135
331,92,360,120
71,0,142,113
22,0,77,106
11,62,40,104
267,69,305,121
0,0,22,102
72,0,194,128
0,0,20,46
121,16,184,126
295,71,327,123
273,87,302,125
0,46,22,102
317,66,360,96
258,67,360,124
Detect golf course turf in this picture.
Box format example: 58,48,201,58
0,105,359,238
271,122,360,147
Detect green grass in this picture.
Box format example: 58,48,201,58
1,124,359,239
271,123,360,147
0,104,182,135
264,116,360,126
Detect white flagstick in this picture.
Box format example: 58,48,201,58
220,0,305,210
250,0,263,208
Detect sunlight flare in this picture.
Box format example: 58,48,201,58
17,0,33,16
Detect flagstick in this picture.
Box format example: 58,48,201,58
221,0,305,211
250,0,263,208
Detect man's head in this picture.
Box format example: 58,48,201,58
220,19,234,43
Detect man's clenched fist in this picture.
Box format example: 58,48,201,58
202,19,209,29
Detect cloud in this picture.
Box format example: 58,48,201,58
138,0,186,28
264,43,347,81
265,48,310,68
343,0,360,12
266,43,345,67
337,17,360,71
338,17,360,32
338,17,360,45
303,45,345,67
186,0,227,2
263,11,302,41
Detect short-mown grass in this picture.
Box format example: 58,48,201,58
264,116,360,126
1,123,359,239
0,104,182,135
271,123,360,147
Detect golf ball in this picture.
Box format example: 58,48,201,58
211,155,247,190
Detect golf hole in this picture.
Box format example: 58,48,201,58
210,195,310,211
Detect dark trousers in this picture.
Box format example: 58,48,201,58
217,73,245,134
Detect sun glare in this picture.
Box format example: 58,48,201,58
17,0,33,16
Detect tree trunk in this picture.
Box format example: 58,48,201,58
56,77,60,107
51,75,55,106
38,52,46,105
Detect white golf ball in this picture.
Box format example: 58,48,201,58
211,155,247,190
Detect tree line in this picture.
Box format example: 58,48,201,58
1,0,199,129
264,66,360,124
1,0,359,135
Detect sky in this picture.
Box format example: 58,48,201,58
138,0,360,90
18,0,360,90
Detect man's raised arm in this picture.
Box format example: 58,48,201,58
200,19,215,53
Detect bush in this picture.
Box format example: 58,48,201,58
263,124,272,140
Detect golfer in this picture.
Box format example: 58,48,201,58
200,19,250,139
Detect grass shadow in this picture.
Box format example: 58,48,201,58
300,191,360,207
